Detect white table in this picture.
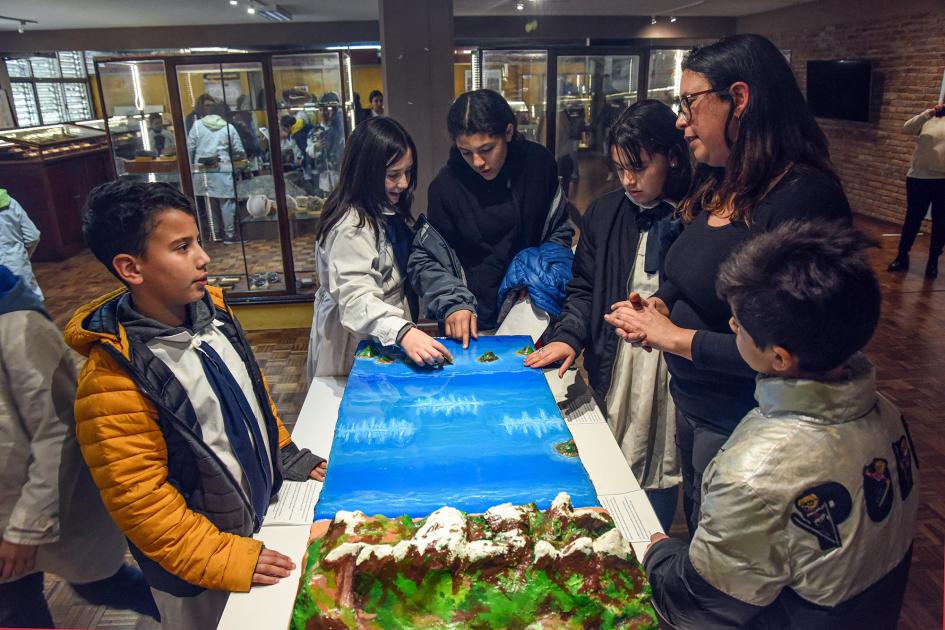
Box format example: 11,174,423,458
218,370,659,629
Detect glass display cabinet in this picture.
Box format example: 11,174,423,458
0,122,107,161
95,51,351,302
470,47,690,213
0,121,112,262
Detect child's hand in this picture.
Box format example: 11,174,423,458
626,292,670,317
444,309,478,348
400,328,453,366
523,341,577,378
649,532,670,547
0,539,37,579
252,547,295,586
310,461,327,482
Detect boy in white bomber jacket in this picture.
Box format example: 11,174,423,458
644,221,918,629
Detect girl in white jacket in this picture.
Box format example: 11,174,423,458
307,117,451,378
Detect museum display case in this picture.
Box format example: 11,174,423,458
96,51,351,301
0,122,111,261
471,47,689,212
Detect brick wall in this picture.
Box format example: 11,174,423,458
744,6,945,224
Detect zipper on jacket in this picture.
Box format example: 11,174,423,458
101,344,257,524
604,220,643,407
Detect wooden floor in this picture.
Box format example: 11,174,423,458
27,215,943,629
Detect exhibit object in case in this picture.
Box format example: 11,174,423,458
0,123,111,261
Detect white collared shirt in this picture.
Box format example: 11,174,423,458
146,320,274,500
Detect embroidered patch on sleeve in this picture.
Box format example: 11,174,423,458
892,435,915,500
790,482,852,551
862,458,893,522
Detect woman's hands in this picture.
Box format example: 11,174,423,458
400,328,453,366
523,341,577,378
444,309,478,348
603,292,695,359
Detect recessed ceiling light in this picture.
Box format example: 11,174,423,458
230,0,238,5
247,5,255,13
670,16,677,22
650,16,657,24
18,22,24,34
516,2,524,10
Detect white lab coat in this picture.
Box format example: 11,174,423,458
186,115,244,199
307,208,412,379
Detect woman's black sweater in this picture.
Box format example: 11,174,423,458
425,136,559,329
656,163,852,434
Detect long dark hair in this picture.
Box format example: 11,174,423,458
315,116,417,244
605,99,693,203
447,89,516,139
679,33,836,223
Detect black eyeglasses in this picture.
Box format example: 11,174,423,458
673,87,730,122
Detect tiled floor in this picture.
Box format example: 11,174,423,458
27,215,944,629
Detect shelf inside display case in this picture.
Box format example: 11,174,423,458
0,123,108,161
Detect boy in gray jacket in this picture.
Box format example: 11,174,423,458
644,221,918,629
0,265,157,627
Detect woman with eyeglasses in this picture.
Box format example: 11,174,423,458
605,34,851,532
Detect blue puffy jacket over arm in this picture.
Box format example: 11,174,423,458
497,242,574,319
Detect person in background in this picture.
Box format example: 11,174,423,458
148,113,177,157
645,221,917,629
408,89,574,346
887,102,945,279
0,265,158,628
308,117,449,378
184,93,215,135
313,92,345,193
604,34,851,534
282,114,317,194
66,182,326,628
527,100,690,531
188,102,245,244
368,90,384,117
353,92,369,126
0,189,42,301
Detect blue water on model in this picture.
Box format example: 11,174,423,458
314,335,600,519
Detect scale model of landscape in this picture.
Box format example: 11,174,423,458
292,493,656,629
296,336,655,628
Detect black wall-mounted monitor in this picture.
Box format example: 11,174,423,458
806,59,872,122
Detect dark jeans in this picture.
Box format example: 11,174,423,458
897,177,945,260
675,408,731,536
645,485,680,533
0,564,158,628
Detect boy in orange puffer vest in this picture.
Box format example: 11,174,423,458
65,182,326,628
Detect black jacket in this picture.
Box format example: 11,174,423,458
550,188,679,403
419,135,573,329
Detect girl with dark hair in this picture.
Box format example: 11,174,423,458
408,89,574,346
605,33,852,532
527,100,691,530
307,117,450,378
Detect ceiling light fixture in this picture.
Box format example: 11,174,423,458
670,16,677,22
650,16,657,24
516,2,524,10
230,0,238,5
246,5,255,13
0,14,38,33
